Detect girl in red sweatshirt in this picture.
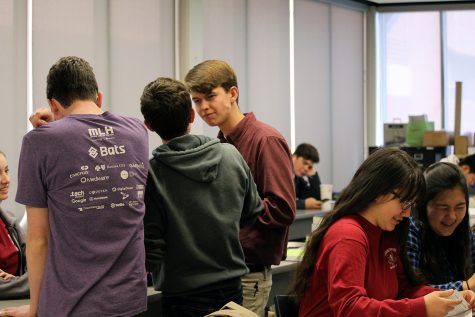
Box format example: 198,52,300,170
292,147,475,317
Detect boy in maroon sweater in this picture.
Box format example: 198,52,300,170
185,60,296,316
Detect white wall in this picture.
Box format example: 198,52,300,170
295,0,366,191
1,0,175,218
1,0,368,217
0,0,28,217
247,0,291,142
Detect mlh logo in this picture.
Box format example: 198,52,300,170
88,126,114,138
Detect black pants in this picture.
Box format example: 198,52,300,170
162,283,243,317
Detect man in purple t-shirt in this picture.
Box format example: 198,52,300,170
7,56,149,317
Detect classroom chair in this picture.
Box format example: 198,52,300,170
274,295,299,317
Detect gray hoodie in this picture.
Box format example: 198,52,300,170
144,134,263,295
0,207,29,299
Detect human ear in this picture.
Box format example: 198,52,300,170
143,120,154,132
96,91,103,108
229,86,239,103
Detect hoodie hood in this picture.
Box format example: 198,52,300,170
152,134,222,183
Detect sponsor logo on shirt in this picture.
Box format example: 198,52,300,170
70,190,84,198
384,248,398,270
88,126,114,138
88,145,126,158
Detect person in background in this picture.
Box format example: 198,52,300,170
185,60,296,316
0,150,29,299
440,154,475,196
293,143,322,210
407,162,475,292
292,147,475,317
0,56,149,317
140,77,263,317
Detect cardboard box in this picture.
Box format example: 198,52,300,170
384,123,406,146
455,135,469,155
423,131,453,147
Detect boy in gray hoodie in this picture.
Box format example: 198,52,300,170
140,77,263,317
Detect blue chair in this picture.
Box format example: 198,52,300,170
274,295,299,317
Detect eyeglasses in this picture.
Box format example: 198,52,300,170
392,192,415,211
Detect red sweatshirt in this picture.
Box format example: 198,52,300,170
299,215,434,317
0,216,19,275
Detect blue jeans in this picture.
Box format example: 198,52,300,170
162,282,243,317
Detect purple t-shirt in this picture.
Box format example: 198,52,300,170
16,112,149,317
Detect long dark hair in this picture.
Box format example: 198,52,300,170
412,162,471,284
291,148,425,301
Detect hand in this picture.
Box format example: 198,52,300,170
460,289,475,309
304,197,322,209
0,305,34,317
467,273,475,290
306,166,316,177
29,107,54,128
424,289,462,317
0,268,14,280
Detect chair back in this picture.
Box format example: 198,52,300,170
274,295,299,317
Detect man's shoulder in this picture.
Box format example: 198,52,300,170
247,115,285,139
109,113,142,124
104,113,146,131
218,142,248,165
243,121,288,152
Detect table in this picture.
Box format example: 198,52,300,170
267,261,299,308
0,287,161,313
288,209,328,241
2,209,323,313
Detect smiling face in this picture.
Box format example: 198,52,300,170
190,86,237,128
426,187,466,236
0,153,10,201
361,192,413,231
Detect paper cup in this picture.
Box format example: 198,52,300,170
320,184,333,200
322,200,334,212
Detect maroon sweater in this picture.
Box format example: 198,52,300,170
218,113,296,265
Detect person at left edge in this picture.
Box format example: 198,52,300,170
0,150,29,300
1,56,149,317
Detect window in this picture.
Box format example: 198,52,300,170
445,10,475,135
379,12,441,130
378,9,475,143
